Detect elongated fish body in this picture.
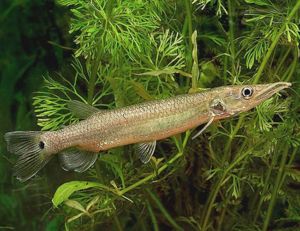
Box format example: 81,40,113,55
48,93,211,152
4,82,291,181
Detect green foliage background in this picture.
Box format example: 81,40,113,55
1,0,300,230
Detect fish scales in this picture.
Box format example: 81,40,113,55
48,92,208,152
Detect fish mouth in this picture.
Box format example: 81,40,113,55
254,82,292,101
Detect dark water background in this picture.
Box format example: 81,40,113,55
0,1,71,229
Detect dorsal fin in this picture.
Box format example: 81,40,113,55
67,100,104,119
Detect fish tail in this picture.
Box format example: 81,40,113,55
4,131,52,182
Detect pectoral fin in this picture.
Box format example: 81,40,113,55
59,148,98,172
136,141,156,164
192,115,214,140
67,100,104,119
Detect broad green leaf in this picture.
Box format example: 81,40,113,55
52,181,110,207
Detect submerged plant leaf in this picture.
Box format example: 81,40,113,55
64,200,87,213
52,181,110,207
57,0,163,62
133,30,186,77
245,0,270,6
193,0,228,16
33,59,113,130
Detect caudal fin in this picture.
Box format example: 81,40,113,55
4,131,52,182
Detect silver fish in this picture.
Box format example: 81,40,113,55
4,82,291,181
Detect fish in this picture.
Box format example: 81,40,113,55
4,82,291,182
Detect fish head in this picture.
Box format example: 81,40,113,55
208,82,292,118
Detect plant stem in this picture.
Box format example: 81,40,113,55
147,189,183,230
253,149,279,223
262,145,289,231
223,55,228,83
146,200,159,231
184,0,193,50
273,47,291,77
87,56,101,105
217,200,228,231
228,0,236,75
223,114,245,161
284,48,298,82
201,174,225,230
253,0,300,83
255,146,296,226
113,214,123,231
278,147,297,188
182,16,188,38
191,31,199,91
201,147,252,231
120,151,183,195
184,0,193,77
119,132,190,195
217,150,248,230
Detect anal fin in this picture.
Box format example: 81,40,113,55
136,141,156,164
59,148,98,172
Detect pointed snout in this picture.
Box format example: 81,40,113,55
254,82,292,101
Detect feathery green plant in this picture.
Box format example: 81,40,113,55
28,0,300,230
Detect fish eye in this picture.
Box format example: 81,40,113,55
241,87,253,99
39,141,45,149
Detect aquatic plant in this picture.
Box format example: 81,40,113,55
2,0,300,230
